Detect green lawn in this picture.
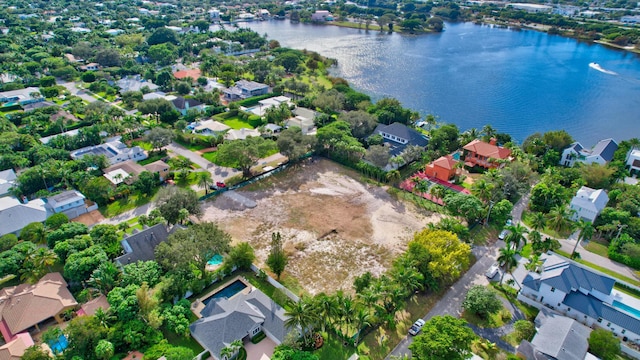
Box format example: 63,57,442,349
100,190,158,218
222,117,254,130
175,137,210,151
132,140,153,151
202,151,219,164
138,150,168,165
162,329,204,355
584,240,609,257
491,284,539,321
316,332,356,360
555,250,640,287
462,307,510,329
358,291,442,360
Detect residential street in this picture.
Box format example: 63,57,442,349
385,194,532,359
166,142,240,183
58,81,98,104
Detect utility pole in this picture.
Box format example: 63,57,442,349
485,200,495,226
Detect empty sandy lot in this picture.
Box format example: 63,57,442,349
201,159,442,295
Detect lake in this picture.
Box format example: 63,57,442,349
243,20,640,144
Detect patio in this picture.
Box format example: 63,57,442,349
244,336,277,360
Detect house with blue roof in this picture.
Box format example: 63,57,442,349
559,138,618,167
518,253,640,346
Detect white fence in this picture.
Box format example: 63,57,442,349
250,264,300,302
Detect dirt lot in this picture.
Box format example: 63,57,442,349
201,159,443,295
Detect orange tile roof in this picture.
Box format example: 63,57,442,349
463,139,511,160
431,155,457,170
173,69,201,80
0,273,77,335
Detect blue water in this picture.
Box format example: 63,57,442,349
202,280,247,306
245,21,640,144
452,152,461,161
207,254,224,266
48,334,68,354
612,300,640,319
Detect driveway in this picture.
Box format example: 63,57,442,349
166,142,240,183
244,336,276,359
58,81,98,103
385,243,502,359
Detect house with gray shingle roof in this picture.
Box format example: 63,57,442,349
114,223,169,266
0,197,49,237
517,308,592,360
518,253,640,347
222,80,269,101
372,122,428,157
0,169,17,198
190,288,291,360
560,139,618,167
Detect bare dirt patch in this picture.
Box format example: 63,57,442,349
201,159,443,295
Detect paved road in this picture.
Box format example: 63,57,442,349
385,243,502,359
559,233,639,281
58,81,98,104
166,142,240,183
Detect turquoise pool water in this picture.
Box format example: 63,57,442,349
48,335,68,354
452,152,461,161
202,280,247,305
207,254,223,266
612,301,640,319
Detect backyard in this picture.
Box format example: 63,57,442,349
200,159,443,295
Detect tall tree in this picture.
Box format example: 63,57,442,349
410,229,470,285
504,223,529,250
144,127,175,152
497,246,519,286
196,171,213,194
155,187,201,225
546,205,575,234
572,219,594,258
266,232,288,280
409,315,476,360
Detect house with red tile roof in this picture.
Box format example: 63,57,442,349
173,68,202,80
462,138,512,169
424,155,458,182
0,273,77,342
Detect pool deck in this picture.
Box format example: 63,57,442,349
612,290,640,314
190,276,252,318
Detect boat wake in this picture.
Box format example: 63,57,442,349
589,62,618,75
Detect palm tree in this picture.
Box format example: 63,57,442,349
546,205,575,234
94,307,116,329
482,124,496,141
471,179,495,203
353,306,372,345
315,293,337,332
504,223,529,250
572,219,594,258
429,185,447,200
22,248,57,283
177,208,190,225
526,254,543,273
285,296,315,344
197,171,213,194
390,266,424,295
230,339,243,356
497,246,519,286
529,230,544,254
385,170,401,184
530,212,547,231
414,180,430,195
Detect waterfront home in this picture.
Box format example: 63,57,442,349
372,122,429,157
70,140,147,165
190,287,290,360
559,139,618,167
625,148,640,175
0,197,49,237
462,138,512,169
245,96,291,116
114,223,169,266
223,80,269,101
424,155,458,182
311,10,334,22
45,190,97,220
517,253,640,345
517,308,592,360
285,116,315,135
0,169,17,198
569,186,608,223
0,273,77,342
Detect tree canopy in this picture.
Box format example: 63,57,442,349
409,315,476,360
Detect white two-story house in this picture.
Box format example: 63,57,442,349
569,186,608,223
559,139,618,167
518,253,640,345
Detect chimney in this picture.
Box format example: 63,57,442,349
489,138,497,146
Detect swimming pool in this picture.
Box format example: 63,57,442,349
612,300,640,319
202,280,247,306
48,334,68,354
452,151,461,161
207,254,223,266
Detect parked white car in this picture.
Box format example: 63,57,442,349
408,319,426,336
499,229,510,240
485,263,500,278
